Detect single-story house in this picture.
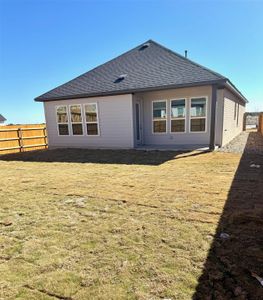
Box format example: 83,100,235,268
35,40,248,150
0,114,6,125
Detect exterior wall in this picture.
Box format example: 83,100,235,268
215,88,224,146
43,86,245,150
135,85,213,145
222,89,246,146
44,94,134,149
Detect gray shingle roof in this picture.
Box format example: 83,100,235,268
0,114,6,122
35,40,229,102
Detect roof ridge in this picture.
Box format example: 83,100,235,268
148,39,227,80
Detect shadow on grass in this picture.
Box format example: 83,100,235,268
194,132,263,299
0,148,208,166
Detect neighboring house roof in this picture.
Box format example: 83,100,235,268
35,40,248,103
0,114,6,123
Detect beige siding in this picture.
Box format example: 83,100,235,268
222,89,245,146
43,86,245,150
215,88,224,146
135,85,213,145
44,94,134,149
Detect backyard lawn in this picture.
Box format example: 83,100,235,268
0,149,262,299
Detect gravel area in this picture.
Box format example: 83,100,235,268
218,131,263,154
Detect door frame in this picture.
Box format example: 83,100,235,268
135,100,143,145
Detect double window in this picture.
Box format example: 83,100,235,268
152,100,167,133
84,103,99,135
70,105,83,135
171,99,186,132
56,106,69,135
190,97,207,132
56,103,99,136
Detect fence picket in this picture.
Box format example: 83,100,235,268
0,124,48,154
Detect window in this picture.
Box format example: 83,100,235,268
236,103,239,126
171,99,186,132
70,105,83,135
84,103,99,135
190,97,207,132
234,102,237,120
56,106,69,135
152,100,167,133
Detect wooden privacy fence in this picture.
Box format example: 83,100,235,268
0,124,48,155
259,114,263,135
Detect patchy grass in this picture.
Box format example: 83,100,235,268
0,149,243,299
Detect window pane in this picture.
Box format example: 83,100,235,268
85,104,97,122
171,119,185,132
57,106,68,123
191,98,206,117
153,120,166,133
58,124,69,135
87,123,98,135
191,118,206,132
153,101,166,119
70,105,82,123
171,99,185,118
72,124,83,135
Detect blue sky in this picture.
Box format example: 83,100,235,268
0,0,262,124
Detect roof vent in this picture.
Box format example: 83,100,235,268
114,74,127,83
139,42,150,51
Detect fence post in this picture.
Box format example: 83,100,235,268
17,128,23,152
43,127,47,149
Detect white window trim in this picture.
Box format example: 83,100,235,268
84,103,100,136
170,98,187,134
189,96,208,133
56,105,70,136
152,99,167,134
69,104,84,136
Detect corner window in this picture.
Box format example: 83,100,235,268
56,106,69,135
70,105,83,135
171,99,186,133
84,103,99,135
152,100,167,133
190,97,207,132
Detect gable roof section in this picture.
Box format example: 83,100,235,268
0,114,6,122
35,40,247,103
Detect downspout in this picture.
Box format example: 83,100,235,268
209,84,218,150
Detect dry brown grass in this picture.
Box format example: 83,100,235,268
0,149,242,299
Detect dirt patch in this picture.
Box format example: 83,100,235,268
0,149,262,299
